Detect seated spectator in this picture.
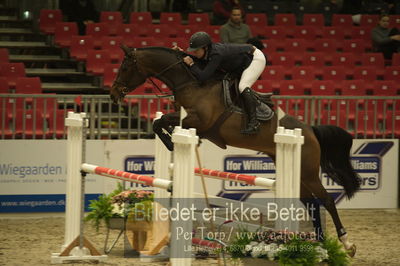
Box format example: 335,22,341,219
371,14,400,59
220,7,252,44
212,0,244,25
60,0,99,35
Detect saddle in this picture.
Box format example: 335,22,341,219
199,75,274,149
222,76,274,121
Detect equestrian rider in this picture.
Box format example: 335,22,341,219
174,31,266,135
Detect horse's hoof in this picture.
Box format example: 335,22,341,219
346,244,356,257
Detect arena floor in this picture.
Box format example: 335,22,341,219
0,209,399,266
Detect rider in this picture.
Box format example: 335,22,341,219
174,31,267,135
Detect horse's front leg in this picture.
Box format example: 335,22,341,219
153,112,180,151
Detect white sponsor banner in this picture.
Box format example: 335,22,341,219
0,138,398,212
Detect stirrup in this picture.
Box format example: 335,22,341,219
241,121,260,135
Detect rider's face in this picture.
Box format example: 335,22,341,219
192,48,205,59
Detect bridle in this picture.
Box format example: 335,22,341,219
114,48,197,97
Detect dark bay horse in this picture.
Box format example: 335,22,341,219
110,45,360,256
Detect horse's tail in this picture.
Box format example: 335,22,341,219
312,125,361,199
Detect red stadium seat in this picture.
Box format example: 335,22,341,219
205,26,221,42
0,63,26,87
372,80,398,95
48,109,70,139
188,13,210,26
313,38,338,53
130,12,152,24
352,66,379,81
149,24,178,38
351,26,372,41
322,66,348,81
15,77,42,94
39,9,62,34
330,52,357,67
0,77,9,93
268,52,296,67
342,39,366,54
340,80,367,95
360,15,379,27
85,23,111,47
332,14,353,27
131,37,157,48
279,80,307,95
54,22,78,48
254,80,276,93
383,111,400,138
303,14,325,27
100,11,123,35
116,24,136,42
246,13,268,26
290,66,317,80
274,14,296,27
264,26,289,39
310,80,336,95
100,36,123,60
0,48,9,62
13,109,47,139
301,52,326,68
321,26,345,40
261,65,286,80
260,39,278,53
360,53,385,68
69,35,95,61
163,37,187,49
86,49,111,75
177,25,200,39
160,12,182,25
291,26,318,40
392,53,400,66
103,63,120,88
282,38,308,53
355,111,383,138
260,67,284,91
384,66,400,81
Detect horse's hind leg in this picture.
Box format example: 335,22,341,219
302,167,356,256
300,132,356,256
300,184,324,241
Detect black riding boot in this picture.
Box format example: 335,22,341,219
240,87,260,135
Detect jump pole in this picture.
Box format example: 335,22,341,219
51,112,107,263
274,126,304,232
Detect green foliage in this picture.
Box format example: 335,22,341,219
277,237,319,266
226,226,257,258
84,183,154,231
322,236,350,266
84,193,115,231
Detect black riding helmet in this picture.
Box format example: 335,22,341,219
187,31,212,52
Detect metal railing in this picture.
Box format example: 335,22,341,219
0,94,399,140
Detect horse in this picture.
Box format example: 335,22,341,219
110,45,360,256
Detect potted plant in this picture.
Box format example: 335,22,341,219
85,183,154,231
226,227,350,266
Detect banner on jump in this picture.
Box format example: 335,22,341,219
0,139,398,212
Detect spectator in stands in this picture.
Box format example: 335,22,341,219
173,31,268,134
212,0,245,25
220,7,252,44
60,0,99,35
371,14,400,59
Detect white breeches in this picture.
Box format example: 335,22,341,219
238,48,266,93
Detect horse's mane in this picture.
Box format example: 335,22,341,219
136,46,185,59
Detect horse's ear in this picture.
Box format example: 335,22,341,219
120,44,130,55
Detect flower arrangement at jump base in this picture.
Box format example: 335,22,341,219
85,183,154,231
227,228,350,266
